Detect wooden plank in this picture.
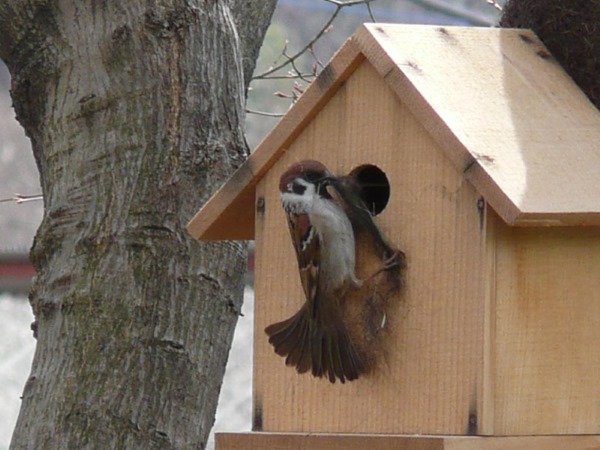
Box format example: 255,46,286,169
446,435,600,450
186,172,255,240
186,40,364,240
216,433,444,450
354,24,600,226
190,24,600,239
216,432,600,450
489,210,600,434
253,60,487,434
480,203,498,435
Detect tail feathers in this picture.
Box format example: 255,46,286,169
265,306,367,383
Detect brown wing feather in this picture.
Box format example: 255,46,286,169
286,213,320,315
265,211,368,383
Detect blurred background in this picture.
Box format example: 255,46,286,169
0,1,503,448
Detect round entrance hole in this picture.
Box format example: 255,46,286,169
349,164,390,216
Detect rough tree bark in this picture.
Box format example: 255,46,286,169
0,0,275,448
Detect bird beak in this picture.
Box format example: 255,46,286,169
320,173,335,185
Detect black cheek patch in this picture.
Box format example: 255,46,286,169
292,181,307,195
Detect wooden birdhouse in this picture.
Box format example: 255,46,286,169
188,24,600,449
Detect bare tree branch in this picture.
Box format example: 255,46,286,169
0,193,43,204
253,0,375,81
252,7,341,80
245,108,285,117
247,0,375,117
324,0,374,6
485,0,503,11
366,1,376,21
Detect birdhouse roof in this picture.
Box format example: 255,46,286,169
187,24,600,240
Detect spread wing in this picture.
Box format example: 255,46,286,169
326,177,394,258
286,213,320,313
270,212,367,383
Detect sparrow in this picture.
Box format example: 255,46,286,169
265,160,402,383
325,173,405,274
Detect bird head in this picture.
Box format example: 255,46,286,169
278,160,332,197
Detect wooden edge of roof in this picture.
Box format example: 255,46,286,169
352,24,526,225
186,36,365,240
188,23,600,241
354,24,600,228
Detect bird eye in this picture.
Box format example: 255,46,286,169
290,180,306,195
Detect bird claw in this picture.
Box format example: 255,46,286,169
366,249,404,282
382,249,403,270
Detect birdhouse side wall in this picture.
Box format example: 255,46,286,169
252,61,490,435
485,211,600,435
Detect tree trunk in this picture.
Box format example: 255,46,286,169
0,1,275,448
500,0,600,109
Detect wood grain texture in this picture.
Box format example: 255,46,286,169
187,39,364,240
253,60,487,435
353,24,600,226
217,432,600,450
196,23,600,438
218,433,444,450
0,2,257,448
488,210,600,434
190,24,600,241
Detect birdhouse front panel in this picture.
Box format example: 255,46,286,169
485,211,600,435
252,60,488,435
187,24,600,443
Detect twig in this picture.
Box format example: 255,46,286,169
245,108,286,118
252,72,316,81
253,6,341,80
0,193,44,204
485,0,503,11
251,0,375,115
366,1,376,21
324,0,374,6
253,0,374,81
286,55,314,83
308,46,326,71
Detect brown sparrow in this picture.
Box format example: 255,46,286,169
265,160,402,383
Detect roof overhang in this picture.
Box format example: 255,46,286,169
188,24,600,240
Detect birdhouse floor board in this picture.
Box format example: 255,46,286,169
215,433,600,450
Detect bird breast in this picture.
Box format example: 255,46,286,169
310,195,359,294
